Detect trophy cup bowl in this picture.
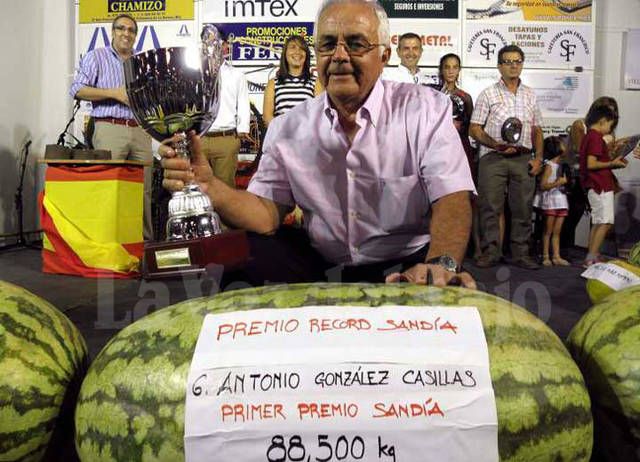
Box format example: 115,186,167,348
124,36,248,278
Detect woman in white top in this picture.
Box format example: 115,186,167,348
262,35,323,126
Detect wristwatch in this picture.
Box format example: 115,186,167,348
425,255,460,274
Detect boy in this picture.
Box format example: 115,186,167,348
579,105,628,267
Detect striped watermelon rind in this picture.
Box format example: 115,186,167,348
567,284,640,459
75,283,592,461
0,280,88,462
628,241,640,267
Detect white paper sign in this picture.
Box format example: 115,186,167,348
581,263,640,291
184,306,498,462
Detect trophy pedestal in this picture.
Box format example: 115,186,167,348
142,230,249,279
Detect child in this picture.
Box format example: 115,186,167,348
535,136,570,266
579,105,628,267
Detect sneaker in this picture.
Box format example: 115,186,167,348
512,256,541,270
475,254,500,268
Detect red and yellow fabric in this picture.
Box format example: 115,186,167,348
40,164,144,278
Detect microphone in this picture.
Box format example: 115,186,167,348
25,140,32,149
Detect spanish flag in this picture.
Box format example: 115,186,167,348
40,164,143,278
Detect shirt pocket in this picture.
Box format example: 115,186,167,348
377,175,428,233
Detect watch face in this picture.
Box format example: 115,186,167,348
427,255,458,272
439,255,457,272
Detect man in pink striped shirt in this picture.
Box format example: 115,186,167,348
161,0,476,288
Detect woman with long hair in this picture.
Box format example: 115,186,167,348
262,35,323,126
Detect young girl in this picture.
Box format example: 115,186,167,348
535,136,570,266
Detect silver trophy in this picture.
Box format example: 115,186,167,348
124,28,223,241
501,117,523,144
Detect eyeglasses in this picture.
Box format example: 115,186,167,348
499,59,523,66
316,38,384,57
114,25,137,34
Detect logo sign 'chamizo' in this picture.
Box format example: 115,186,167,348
108,0,166,13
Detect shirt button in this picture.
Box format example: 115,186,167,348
350,210,359,219
347,170,356,179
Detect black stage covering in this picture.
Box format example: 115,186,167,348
0,247,593,359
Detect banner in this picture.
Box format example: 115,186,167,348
460,68,593,118
624,29,640,90
206,22,315,64
79,0,194,23
203,0,319,23
76,20,196,56
464,24,593,69
388,20,461,66
464,0,592,23
381,0,459,19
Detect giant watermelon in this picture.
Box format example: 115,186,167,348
0,280,88,461
75,283,592,461
567,284,640,461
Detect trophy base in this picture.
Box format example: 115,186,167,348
142,230,249,279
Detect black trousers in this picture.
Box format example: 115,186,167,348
220,228,429,291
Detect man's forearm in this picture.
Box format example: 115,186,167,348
426,191,472,265
75,86,116,102
207,177,284,234
469,124,499,150
533,126,544,159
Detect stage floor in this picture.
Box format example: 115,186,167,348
0,247,593,359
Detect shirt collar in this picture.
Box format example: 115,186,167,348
398,63,419,76
108,45,132,62
322,78,384,128
499,77,521,92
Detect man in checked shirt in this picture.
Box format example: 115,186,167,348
470,45,544,270
70,13,153,241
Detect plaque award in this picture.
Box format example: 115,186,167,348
501,117,523,144
124,27,248,278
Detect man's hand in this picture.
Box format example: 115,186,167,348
495,143,519,155
385,263,477,289
237,132,252,142
112,86,129,106
528,157,543,175
160,132,213,194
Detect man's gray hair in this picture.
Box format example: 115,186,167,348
313,0,391,49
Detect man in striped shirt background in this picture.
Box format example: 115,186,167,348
70,13,153,241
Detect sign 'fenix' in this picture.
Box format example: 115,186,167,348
225,0,299,17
